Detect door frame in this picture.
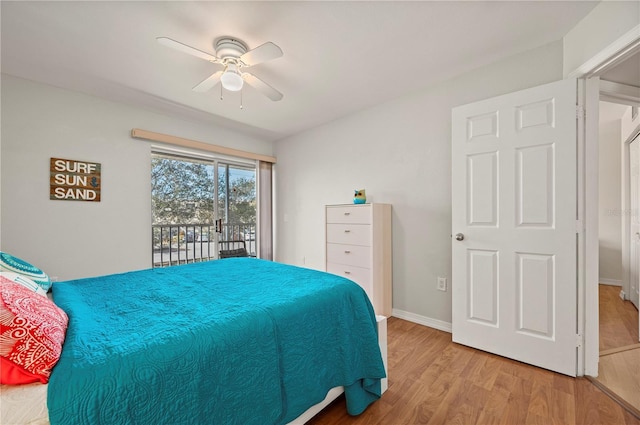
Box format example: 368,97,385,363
569,24,640,377
623,130,640,307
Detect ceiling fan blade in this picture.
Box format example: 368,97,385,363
192,71,223,92
157,37,219,63
242,73,283,101
240,42,283,67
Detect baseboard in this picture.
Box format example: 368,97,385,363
392,309,452,333
599,278,623,286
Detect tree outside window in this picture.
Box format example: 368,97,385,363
151,155,256,241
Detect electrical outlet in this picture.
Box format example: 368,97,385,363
437,277,447,292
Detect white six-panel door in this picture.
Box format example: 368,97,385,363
452,79,579,376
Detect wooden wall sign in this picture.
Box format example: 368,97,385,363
50,158,101,202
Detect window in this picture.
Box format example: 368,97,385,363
151,153,257,267
217,162,257,256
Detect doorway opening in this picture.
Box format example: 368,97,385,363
594,99,640,417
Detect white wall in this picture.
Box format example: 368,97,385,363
0,75,272,280
598,102,627,284
274,41,564,324
563,1,640,76
621,104,640,299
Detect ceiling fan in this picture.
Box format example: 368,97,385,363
157,36,283,101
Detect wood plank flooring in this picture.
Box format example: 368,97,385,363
593,348,640,417
589,284,640,419
308,317,640,425
599,285,639,352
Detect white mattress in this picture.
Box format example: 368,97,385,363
0,382,340,425
0,382,49,425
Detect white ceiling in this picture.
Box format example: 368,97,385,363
1,1,599,141
600,50,640,89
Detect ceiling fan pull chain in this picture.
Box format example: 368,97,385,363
220,84,224,101
240,88,243,110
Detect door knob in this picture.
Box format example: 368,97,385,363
455,233,464,241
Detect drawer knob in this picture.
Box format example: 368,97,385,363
344,271,351,275
344,212,351,215
344,250,351,254
344,230,351,233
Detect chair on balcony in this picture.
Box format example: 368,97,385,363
218,240,249,259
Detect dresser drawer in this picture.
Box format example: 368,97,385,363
326,243,371,268
326,205,372,224
326,262,373,300
325,203,392,317
326,224,371,246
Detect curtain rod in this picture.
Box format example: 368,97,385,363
131,128,276,164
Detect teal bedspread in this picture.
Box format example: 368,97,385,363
48,259,385,424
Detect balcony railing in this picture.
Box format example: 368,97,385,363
152,222,256,267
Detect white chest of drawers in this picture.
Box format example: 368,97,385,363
325,203,392,316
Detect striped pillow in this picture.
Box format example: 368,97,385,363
0,273,47,296
0,252,51,293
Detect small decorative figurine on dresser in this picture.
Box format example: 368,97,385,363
353,189,366,204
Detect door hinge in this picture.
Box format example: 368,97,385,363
576,105,586,120
576,220,584,234
576,334,583,348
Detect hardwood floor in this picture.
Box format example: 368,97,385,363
589,284,640,418
592,347,640,416
599,285,639,352
308,317,640,425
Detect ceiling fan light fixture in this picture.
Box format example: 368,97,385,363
220,63,243,92
158,36,283,101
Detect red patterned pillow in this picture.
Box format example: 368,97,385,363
0,279,68,384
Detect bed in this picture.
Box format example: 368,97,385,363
1,258,387,424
